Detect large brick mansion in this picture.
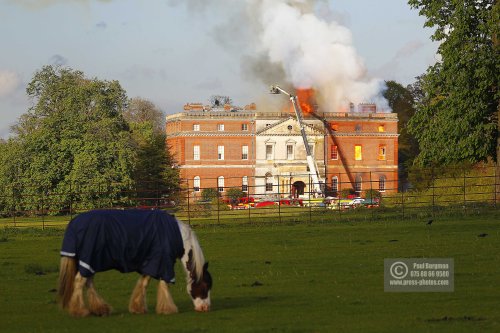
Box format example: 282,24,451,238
166,101,398,199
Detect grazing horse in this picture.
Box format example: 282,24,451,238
57,209,212,317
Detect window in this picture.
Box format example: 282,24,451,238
218,176,224,192
379,176,386,192
242,176,248,192
193,124,200,131
378,145,387,160
193,145,200,161
265,173,273,192
332,176,338,193
217,124,224,131
331,145,338,160
193,176,200,192
242,145,248,160
287,144,294,160
266,144,273,160
355,175,362,193
378,125,385,132
355,145,362,160
241,123,248,131
218,145,224,160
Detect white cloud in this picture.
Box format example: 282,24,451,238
0,70,21,98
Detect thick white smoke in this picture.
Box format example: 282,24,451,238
249,0,390,112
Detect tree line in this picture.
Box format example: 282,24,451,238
0,66,179,214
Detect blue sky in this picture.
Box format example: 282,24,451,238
0,0,438,138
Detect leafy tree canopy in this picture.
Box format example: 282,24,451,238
124,97,180,197
1,66,135,211
384,80,420,189
407,0,499,166
384,81,419,166
0,67,182,212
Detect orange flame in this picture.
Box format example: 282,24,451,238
295,88,315,114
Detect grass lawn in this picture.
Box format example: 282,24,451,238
0,213,499,332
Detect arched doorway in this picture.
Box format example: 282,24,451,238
292,181,306,198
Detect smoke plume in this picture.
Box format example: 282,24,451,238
172,0,390,112
247,0,389,112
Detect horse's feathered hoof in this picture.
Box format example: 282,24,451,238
91,303,112,317
69,308,90,318
129,307,148,315
156,304,178,315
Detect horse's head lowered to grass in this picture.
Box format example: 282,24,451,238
178,221,213,312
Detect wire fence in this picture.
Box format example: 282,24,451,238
1,165,499,228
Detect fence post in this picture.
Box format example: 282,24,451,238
41,189,45,230
338,174,342,220
277,175,282,224
217,180,220,225
369,171,374,220
463,168,467,214
308,173,312,223
156,181,160,209
248,183,251,224
69,182,73,221
186,180,191,226
11,184,16,227
495,166,498,207
401,191,405,220
431,168,435,218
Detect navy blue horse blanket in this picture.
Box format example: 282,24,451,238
61,209,185,283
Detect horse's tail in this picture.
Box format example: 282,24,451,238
58,256,77,309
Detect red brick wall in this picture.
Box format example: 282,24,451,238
167,112,398,197
323,118,398,193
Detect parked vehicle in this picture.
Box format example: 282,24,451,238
303,198,326,207
326,198,351,210
362,198,380,208
348,198,365,207
254,201,275,208
279,198,303,206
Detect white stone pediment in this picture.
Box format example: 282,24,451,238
257,117,324,136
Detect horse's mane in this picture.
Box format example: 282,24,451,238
177,219,205,282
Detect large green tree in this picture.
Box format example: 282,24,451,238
1,66,136,212
384,81,420,189
124,97,180,203
384,81,419,166
407,0,499,166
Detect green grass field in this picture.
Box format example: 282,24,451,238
1,213,499,333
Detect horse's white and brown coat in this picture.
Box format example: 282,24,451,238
58,209,212,316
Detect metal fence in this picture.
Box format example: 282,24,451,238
1,165,499,228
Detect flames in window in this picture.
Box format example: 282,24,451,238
296,88,315,114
